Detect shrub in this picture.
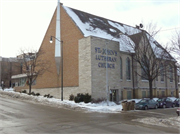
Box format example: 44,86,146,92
73,93,92,103
30,92,35,96
44,94,48,97
21,90,27,93
36,93,40,96
77,93,84,102
74,96,80,103
83,93,91,103
69,94,74,101
74,93,84,103
44,94,53,98
49,95,53,98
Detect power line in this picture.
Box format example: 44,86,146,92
160,27,180,32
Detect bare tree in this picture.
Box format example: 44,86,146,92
169,30,180,65
140,20,161,38
169,30,180,97
120,27,175,99
19,49,50,94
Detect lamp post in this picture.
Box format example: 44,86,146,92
106,33,123,105
50,36,63,101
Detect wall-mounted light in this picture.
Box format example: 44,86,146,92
50,36,53,43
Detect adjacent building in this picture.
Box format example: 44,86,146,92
0,56,22,88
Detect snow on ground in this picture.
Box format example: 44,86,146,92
0,88,180,128
0,88,122,113
132,116,180,128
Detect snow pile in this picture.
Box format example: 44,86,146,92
132,116,180,128
0,87,14,91
0,90,122,113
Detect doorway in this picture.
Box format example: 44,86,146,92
110,89,118,102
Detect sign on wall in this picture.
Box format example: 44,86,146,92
95,47,117,69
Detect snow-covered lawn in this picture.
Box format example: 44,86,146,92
0,88,180,128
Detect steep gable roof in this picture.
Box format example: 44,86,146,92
62,5,175,61
63,5,141,41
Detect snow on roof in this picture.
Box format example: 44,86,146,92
62,5,175,60
63,6,141,40
145,33,174,60
63,5,140,52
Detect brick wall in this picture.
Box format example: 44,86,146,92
22,4,84,89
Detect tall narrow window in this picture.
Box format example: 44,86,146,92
156,64,158,81
141,56,148,80
142,91,146,98
120,57,123,79
127,91,132,99
126,57,131,80
169,65,173,82
160,63,164,82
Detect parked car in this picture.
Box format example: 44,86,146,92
174,98,180,107
157,97,175,108
135,98,159,110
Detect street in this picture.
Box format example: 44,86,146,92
0,96,179,134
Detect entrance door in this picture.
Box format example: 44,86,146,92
110,89,118,102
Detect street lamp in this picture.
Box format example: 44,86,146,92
50,36,63,101
106,33,123,105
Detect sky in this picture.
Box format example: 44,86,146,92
1,88,180,128
0,0,180,57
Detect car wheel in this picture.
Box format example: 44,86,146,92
163,104,166,108
144,106,148,110
155,105,158,109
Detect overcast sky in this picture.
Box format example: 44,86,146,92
0,0,179,57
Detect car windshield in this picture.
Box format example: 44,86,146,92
157,98,165,101
139,99,148,103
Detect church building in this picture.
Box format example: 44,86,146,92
12,2,179,101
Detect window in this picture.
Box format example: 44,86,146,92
161,91,165,97
169,65,173,82
171,91,174,96
157,91,159,97
121,91,123,100
126,57,131,80
19,78,26,86
141,55,148,80
120,57,123,79
166,98,172,102
147,90,150,97
127,91,132,99
142,91,146,98
160,64,164,82
156,65,158,81
156,76,158,81
32,80,36,85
